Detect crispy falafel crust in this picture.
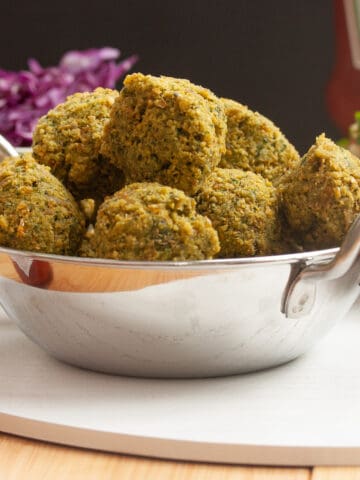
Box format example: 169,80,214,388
32,87,124,201
101,73,227,195
195,168,280,257
82,182,220,261
280,134,360,249
0,154,85,255
219,98,300,184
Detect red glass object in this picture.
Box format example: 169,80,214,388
326,0,360,134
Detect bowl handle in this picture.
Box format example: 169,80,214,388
0,134,18,160
283,215,360,318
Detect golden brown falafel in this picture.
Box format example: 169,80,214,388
220,98,300,184
195,168,280,257
0,154,85,255
82,182,220,261
101,73,227,195
280,134,360,250
32,87,124,201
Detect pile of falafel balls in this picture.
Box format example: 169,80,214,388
0,72,359,261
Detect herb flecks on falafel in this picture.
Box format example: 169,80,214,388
101,73,227,195
0,154,85,255
196,168,280,257
82,182,220,261
32,88,124,201
220,98,300,184
280,134,360,250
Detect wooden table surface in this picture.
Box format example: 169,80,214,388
0,433,359,480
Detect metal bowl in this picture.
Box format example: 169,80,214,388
0,227,359,378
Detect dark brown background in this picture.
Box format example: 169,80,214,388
1,0,338,153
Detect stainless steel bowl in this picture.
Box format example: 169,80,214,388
0,135,359,378
0,229,359,378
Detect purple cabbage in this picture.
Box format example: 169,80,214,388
0,48,138,146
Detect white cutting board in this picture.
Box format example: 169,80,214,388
0,305,360,466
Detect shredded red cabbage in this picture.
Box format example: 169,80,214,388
0,48,138,146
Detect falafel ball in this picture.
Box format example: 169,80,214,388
32,88,125,201
195,168,280,257
82,182,220,261
280,134,360,250
0,154,85,255
100,73,227,195
219,98,300,184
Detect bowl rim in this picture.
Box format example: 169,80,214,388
0,245,339,271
